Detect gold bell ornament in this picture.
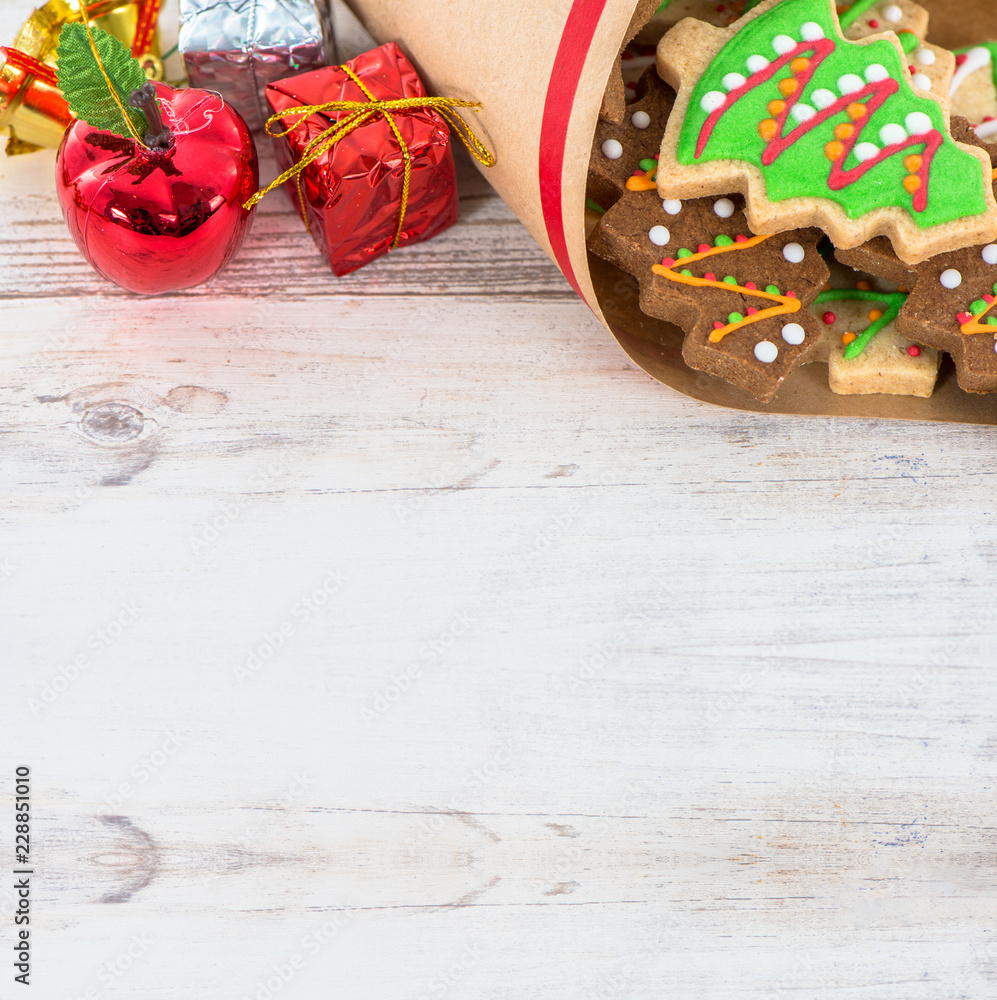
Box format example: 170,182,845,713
0,0,163,154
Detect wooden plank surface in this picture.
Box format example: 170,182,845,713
2,2,997,998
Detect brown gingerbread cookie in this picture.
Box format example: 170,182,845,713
833,235,918,284
600,0,665,124
589,68,676,212
894,241,997,391
589,186,829,401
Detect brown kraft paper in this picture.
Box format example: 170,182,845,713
343,0,997,424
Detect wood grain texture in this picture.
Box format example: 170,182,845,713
2,2,997,999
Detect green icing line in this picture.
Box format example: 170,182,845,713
677,0,989,231
585,198,606,214
656,0,672,11
898,31,918,55
838,0,879,30
814,288,907,359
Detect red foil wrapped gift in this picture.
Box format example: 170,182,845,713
264,43,463,276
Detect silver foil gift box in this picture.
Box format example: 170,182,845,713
179,0,334,131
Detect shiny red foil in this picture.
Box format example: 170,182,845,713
265,43,459,276
56,83,258,295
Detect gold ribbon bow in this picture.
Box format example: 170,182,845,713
243,64,495,248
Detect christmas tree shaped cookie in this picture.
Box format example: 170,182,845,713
837,0,927,45
807,271,941,396
656,0,997,264
950,44,997,142
894,241,997,393
589,187,828,401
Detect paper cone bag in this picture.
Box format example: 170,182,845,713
343,0,997,424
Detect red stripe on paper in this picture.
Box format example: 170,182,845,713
538,0,608,299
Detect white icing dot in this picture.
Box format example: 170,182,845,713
982,244,997,265
916,47,936,66
905,111,933,134
912,73,931,91
662,199,682,215
864,63,890,83
812,88,837,109
773,34,797,55
648,225,670,246
754,341,779,363
701,91,727,113
601,139,623,160
781,322,806,345
854,142,880,162
883,4,903,22
723,72,747,91
940,268,963,289
782,242,805,263
713,198,735,218
630,110,650,129
838,74,865,94
879,123,907,145
800,22,824,41
746,54,771,74
791,103,816,123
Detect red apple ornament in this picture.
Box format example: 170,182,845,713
55,24,258,295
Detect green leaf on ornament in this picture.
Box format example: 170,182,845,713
57,22,151,140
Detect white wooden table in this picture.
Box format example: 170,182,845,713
3,4,996,998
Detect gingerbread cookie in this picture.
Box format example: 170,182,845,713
773,0,952,98
655,0,997,264
950,44,997,141
836,0,954,102
900,42,955,105
601,0,667,124
808,272,941,395
589,69,676,212
837,0,927,44
894,242,997,392
834,235,917,284
835,116,996,296
589,186,829,401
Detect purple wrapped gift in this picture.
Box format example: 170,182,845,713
178,0,334,131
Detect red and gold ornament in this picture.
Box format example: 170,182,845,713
1,0,163,154
54,11,258,295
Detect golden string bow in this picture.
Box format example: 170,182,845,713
243,64,495,247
